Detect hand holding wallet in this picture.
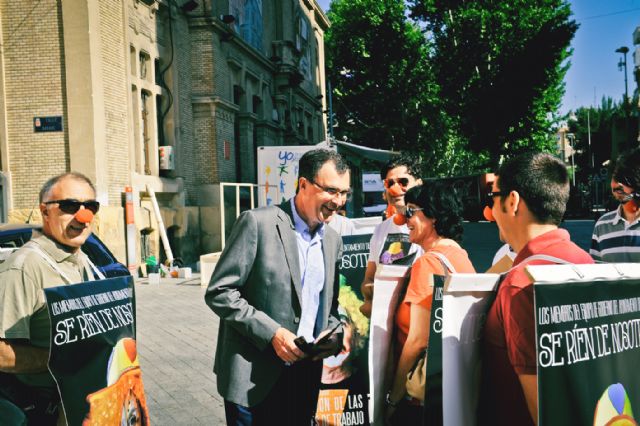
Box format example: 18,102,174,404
293,321,342,356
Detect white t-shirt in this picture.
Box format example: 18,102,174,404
491,243,517,265
367,217,423,266
327,214,356,236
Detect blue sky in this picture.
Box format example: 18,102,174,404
315,0,639,115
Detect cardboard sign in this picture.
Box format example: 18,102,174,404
45,276,150,425
530,264,640,426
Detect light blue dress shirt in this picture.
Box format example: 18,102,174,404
290,199,326,342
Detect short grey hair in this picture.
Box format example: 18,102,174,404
39,172,96,203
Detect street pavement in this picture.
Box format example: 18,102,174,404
135,275,226,425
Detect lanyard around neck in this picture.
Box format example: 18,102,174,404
22,241,106,283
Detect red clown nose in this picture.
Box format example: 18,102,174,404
483,205,495,222
393,213,406,226
75,209,94,224
385,204,396,220
387,186,404,198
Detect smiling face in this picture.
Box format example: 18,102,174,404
40,176,96,252
384,166,420,209
295,161,351,230
406,202,437,249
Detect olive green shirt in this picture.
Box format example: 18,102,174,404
0,231,93,387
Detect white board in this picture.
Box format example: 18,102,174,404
256,145,322,206
442,273,501,426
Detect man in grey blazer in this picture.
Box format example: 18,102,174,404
205,149,351,425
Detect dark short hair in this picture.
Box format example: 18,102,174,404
404,181,464,242
496,152,569,225
612,147,640,190
298,149,350,183
39,172,96,203
380,153,421,180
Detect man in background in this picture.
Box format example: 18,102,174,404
359,156,422,317
591,147,640,263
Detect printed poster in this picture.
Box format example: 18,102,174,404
423,274,446,425
378,233,415,266
45,276,150,426
256,145,317,206
316,234,372,426
534,273,640,426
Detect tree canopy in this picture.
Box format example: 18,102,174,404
325,0,578,174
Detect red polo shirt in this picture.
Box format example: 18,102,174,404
478,229,593,425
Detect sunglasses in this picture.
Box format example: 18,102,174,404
403,206,423,219
44,199,100,214
384,177,410,189
486,191,508,208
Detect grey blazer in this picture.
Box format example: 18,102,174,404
204,200,342,407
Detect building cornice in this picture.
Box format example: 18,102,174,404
192,96,240,113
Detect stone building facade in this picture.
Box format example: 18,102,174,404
0,0,329,266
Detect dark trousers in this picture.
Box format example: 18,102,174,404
224,360,323,426
390,399,424,426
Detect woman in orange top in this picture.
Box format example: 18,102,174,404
386,182,476,425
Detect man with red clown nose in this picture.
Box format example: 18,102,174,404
359,155,423,318
591,147,640,263
0,172,103,425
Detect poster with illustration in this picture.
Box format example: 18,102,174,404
316,234,371,426
378,233,415,266
45,276,150,426
531,265,640,426
257,145,319,207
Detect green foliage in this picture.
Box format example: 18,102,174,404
409,0,577,166
325,0,437,152
567,97,626,176
325,0,578,176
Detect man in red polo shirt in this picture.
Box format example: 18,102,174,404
478,152,593,425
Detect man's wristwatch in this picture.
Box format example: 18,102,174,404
385,392,398,407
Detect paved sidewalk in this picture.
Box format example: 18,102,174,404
135,275,226,425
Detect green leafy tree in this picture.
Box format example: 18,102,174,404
409,0,578,166
325,0,437,152
568,97,634,178
326,0,491,176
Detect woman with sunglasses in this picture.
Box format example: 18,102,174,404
385,181,475,425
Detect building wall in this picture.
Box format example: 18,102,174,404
1,1,69,209
0,0,330,262
100,0,130,205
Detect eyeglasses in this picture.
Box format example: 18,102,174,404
403,206,423,219
384,177,410,189
486,191,508,208
308,178,352,199
43,199,100,214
